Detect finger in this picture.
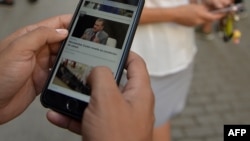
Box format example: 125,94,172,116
198,5,224,21
46,110,81,134
13,14,71,39
209,13,224,21
207,0,232,9
1,15,72,50
124,52,150,91
36,14,72,29
123,52,154,105
122,52,154,120
218,0,233,8
213,1,224,8
87,67,122,103
206,0,223,8
202,10,225,22
8,27,68,54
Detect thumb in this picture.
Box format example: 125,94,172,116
11,27,68,53
87,67,123,104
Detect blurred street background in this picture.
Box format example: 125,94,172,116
0,0,250,141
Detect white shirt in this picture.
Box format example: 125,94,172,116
131,0,197,76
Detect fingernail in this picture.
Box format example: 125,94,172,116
56,29,68,34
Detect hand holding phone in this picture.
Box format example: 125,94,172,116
41,0,144,120
47,52,154,141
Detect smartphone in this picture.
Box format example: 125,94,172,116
211,3,244,14
41,0,144,120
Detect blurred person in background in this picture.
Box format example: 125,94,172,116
123,0,233,141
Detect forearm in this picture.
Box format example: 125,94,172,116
139,7,180,24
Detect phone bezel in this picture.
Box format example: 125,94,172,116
41,0,145,120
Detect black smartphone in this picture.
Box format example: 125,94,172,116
41,0,144,120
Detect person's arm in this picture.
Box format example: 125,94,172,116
47,52,155,141
140,4,224,26
139,7,176,24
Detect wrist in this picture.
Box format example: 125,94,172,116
169,6,184,24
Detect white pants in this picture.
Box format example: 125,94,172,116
151,63,193,127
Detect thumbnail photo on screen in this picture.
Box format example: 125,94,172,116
72,13,129,49
52,58,92,95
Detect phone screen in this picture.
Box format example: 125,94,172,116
41,0,144,118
